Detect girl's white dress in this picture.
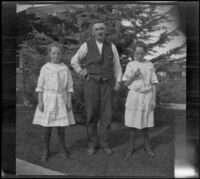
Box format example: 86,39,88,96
122,60,159,129
33,62,75,127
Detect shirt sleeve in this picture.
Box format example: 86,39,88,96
122,62,132,81
151,65,159,84
66,67,74,93
35,66,45,92
71,42,88,74
111,44,122,82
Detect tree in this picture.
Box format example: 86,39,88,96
17,4,186,122
19,4,185,67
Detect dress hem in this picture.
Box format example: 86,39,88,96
124,124,154,129
32,122,76,127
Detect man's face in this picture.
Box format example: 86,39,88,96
92,22,106,41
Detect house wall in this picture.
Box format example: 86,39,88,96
16,53,24,90
16,72,23,91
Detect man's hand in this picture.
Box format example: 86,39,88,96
79,68,88,78
38,101,44,112
114,81,121,91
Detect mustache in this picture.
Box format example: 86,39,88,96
98,33,104,36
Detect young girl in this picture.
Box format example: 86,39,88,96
33,42,75,162
122,41,159,157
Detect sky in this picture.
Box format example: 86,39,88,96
16,4,52,13
16,3,186,60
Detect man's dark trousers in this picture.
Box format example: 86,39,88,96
84,77,114,149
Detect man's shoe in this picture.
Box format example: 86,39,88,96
103,147,113,154
88,148,96,155
60,148,70,159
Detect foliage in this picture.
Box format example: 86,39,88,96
18,4,186,66
157,76,186,104
17,4,186,122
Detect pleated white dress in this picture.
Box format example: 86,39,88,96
122,60,159,129
33,62,75,127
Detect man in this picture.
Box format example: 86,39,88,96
71,21,122,155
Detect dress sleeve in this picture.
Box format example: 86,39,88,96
111,44,122,82
151,65,159,84
122,62,132,81
35,66,45,92
66,67,74,93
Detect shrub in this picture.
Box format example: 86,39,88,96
17,4,186,123
157,76,186,104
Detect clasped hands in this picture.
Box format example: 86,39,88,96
129,68,142,82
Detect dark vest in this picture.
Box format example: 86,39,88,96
84,38,114,81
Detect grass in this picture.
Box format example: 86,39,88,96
157,78,186,104
16,107,185,177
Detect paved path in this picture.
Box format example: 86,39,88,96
159,103,186,110
16,158,66,176
17,103,186,110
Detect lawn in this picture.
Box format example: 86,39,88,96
16,107,185,177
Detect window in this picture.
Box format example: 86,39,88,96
158,71,167,77
16,50,23,73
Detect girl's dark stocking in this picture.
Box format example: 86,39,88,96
57,127,69,159
42,127,52,162
142,128,154,156
126,128,137,157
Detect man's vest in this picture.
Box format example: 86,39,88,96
84,38,114,81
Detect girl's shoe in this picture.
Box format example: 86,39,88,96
126,149,136,157
144,146,154,157
144,140,154,157
42,150,49,162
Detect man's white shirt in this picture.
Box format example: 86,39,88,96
71,40,122,82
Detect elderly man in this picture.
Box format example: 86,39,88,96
71,21,122,155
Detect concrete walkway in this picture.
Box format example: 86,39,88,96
17,103,186,110
16,158,66,176
159,103,186,110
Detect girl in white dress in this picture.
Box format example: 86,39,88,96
33,42,75,161
122,41,158,157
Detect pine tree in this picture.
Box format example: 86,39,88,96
18,4,186,68
17,4,186,119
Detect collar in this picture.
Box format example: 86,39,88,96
95,39,103,45
45,62,66,72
